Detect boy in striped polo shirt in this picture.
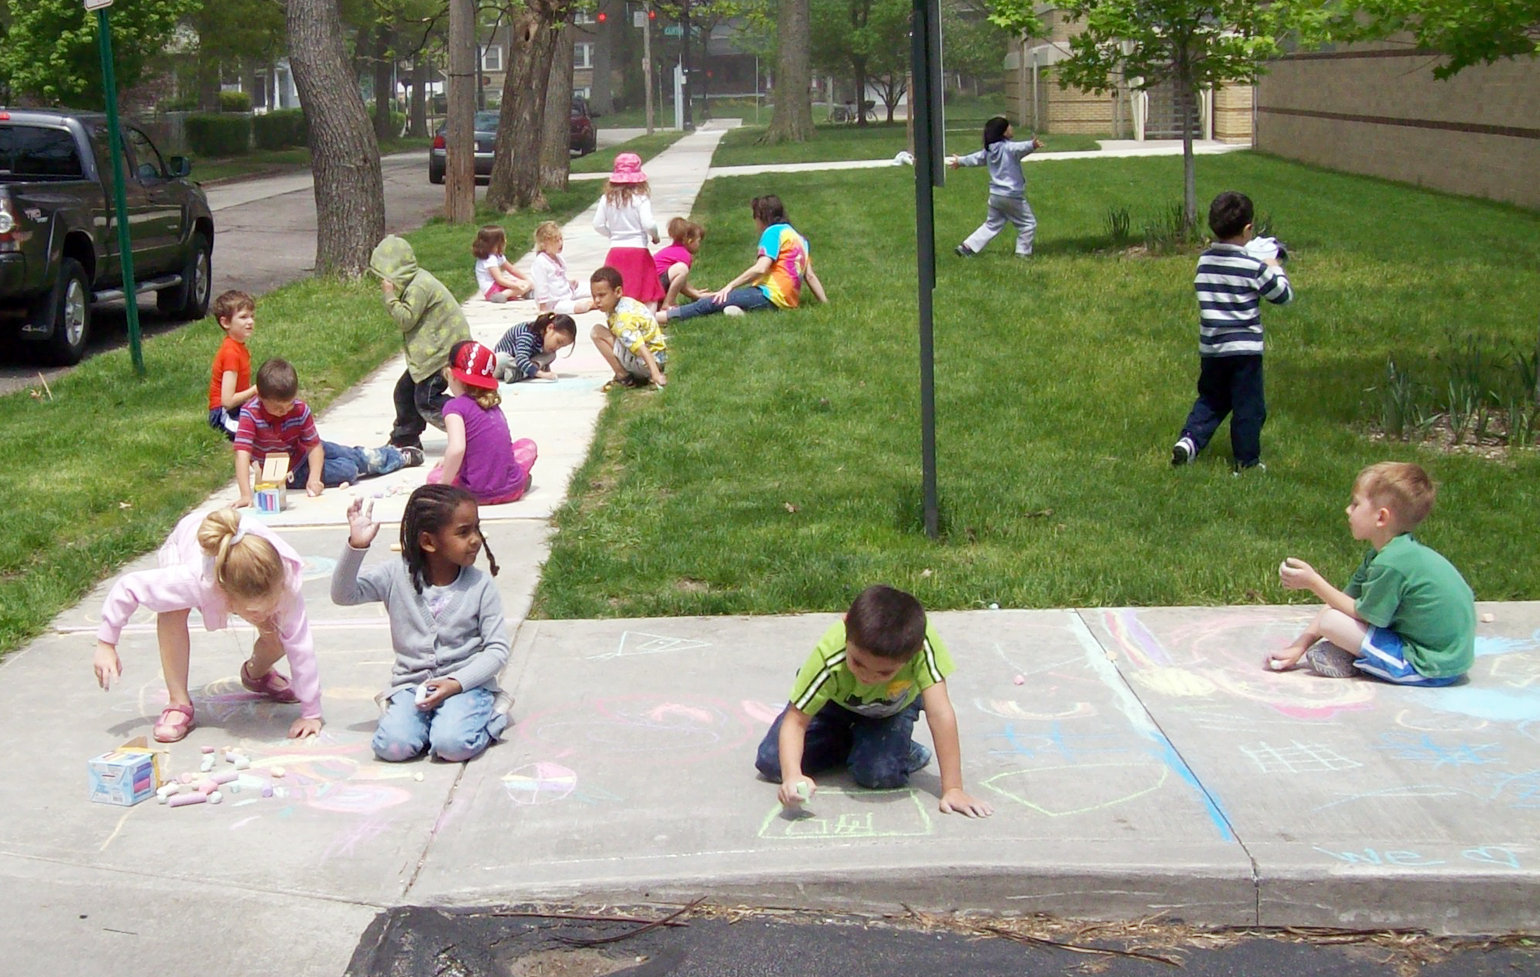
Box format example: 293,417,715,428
233,358,422,508
1171,190,1294,472
754,585,993,818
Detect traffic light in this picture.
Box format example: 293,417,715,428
596,10,607,21
648,8,656,17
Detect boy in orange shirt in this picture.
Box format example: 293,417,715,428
207,290,258,440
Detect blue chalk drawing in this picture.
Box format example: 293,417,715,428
1378,732,1504,768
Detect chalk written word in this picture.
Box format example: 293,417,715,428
757,787,933,840
1314,845,1523,870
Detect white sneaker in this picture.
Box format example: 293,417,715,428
722,305,746,317
1171,437,1195,466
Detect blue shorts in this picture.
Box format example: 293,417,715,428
1354,627,1461,687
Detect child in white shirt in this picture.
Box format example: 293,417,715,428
530,220,593,315
471,224,532,303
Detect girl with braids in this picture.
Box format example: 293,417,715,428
93,508,323,743
427,341,538,504
333,485,512,762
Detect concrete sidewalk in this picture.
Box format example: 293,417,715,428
4,125,1538,977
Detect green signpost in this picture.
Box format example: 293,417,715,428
86,0,145,376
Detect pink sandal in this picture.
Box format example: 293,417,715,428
241,660,300,704
153,703,195,743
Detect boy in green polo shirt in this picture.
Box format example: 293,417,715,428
1269,461,1475,686
754,585,993,817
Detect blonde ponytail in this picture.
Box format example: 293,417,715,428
197,508,284,601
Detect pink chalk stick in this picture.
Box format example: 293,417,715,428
195,780,219,795
210,771,237,785
200,746,216,754
168,793,207,808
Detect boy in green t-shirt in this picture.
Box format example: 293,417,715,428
754,585,993,817
1269,461,1474,685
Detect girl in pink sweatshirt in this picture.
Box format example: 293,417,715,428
92,508,323,742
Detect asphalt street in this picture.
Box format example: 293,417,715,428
346,906,1540,977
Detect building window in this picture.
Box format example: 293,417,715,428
481,44,503,72
574,87,591,100
574,42,594,70
574,11,594,24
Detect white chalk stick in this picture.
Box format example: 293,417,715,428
414,684,432,706
233,756,251,770
270,765,286,778
207,791,223,804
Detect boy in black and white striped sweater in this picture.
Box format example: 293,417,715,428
1171,191,1294,472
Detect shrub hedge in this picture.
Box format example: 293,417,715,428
184,113,251,157
253,109,308,150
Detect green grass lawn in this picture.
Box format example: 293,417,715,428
532,152,1540,619
0,187,597,658
711,123,1106,167
572,130,688,174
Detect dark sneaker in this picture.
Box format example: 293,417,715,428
400,446,425,468
954,244,975,257
906,740,933,773
602,375,640,392
390,438,423,452
1171,436,1195,466
1232,461,1268,477
1306,642,1359,678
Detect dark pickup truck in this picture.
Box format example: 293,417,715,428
0,107,214,364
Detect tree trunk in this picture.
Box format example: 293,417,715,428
541,22,575,192
763,0,813,143
487,4,562,213
287,0,386,277
373,24,396,141
409,57,428,138
446,0,477,224
853,58,868,129
1179,78,1197,235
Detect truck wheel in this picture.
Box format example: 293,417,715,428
37,258,91,366
158,232,212,320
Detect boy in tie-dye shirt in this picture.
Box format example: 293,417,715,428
658,194,827,323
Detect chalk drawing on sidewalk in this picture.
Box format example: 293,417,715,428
1483,769,1540,809
1098,609,1374,721
513,695,758,762
1241,741,1362,775
1311,783,1475,814
741,699,784,725
976,699,1096,721
586,631,712,661
502,762,579,806
300,554,338,582
1378,732,1504,769
983,762,1168,817
757,787,933,840
1313,845,1524,870
1394,708,1491,734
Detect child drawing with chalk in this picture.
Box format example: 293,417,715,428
754,585,993,817
92,508,323,743
332,485,512,762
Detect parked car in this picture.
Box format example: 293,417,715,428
428,99,598,183
0,108,213,364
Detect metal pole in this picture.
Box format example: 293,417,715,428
680,0,694,131
643,4,654,134
911,0,940,538
96,8,143,376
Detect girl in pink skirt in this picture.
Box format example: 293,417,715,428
592,152,664,308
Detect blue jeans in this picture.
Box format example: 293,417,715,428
1179,354,1266,468
668,286,774,321
755,699,923,789
372,686,508,762
290,442,405,488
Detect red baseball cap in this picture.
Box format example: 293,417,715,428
450,341,499,390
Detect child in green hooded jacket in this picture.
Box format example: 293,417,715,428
370,235,473,450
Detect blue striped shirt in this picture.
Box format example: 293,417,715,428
493,322,542,380
1195,243,1293,357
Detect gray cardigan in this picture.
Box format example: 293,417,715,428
331,544,509,694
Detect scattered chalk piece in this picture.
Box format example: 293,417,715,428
200,746,215,755
1013,675,1024,686
168,793,207,808
261,786,274,798
412,772,424,782
988,602,999,610
1480,612,1495,624
270,766,286,778
208,791,223,804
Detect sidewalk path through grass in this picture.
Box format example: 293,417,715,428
4,124,1539,977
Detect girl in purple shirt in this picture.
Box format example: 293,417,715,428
429,342,537,505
